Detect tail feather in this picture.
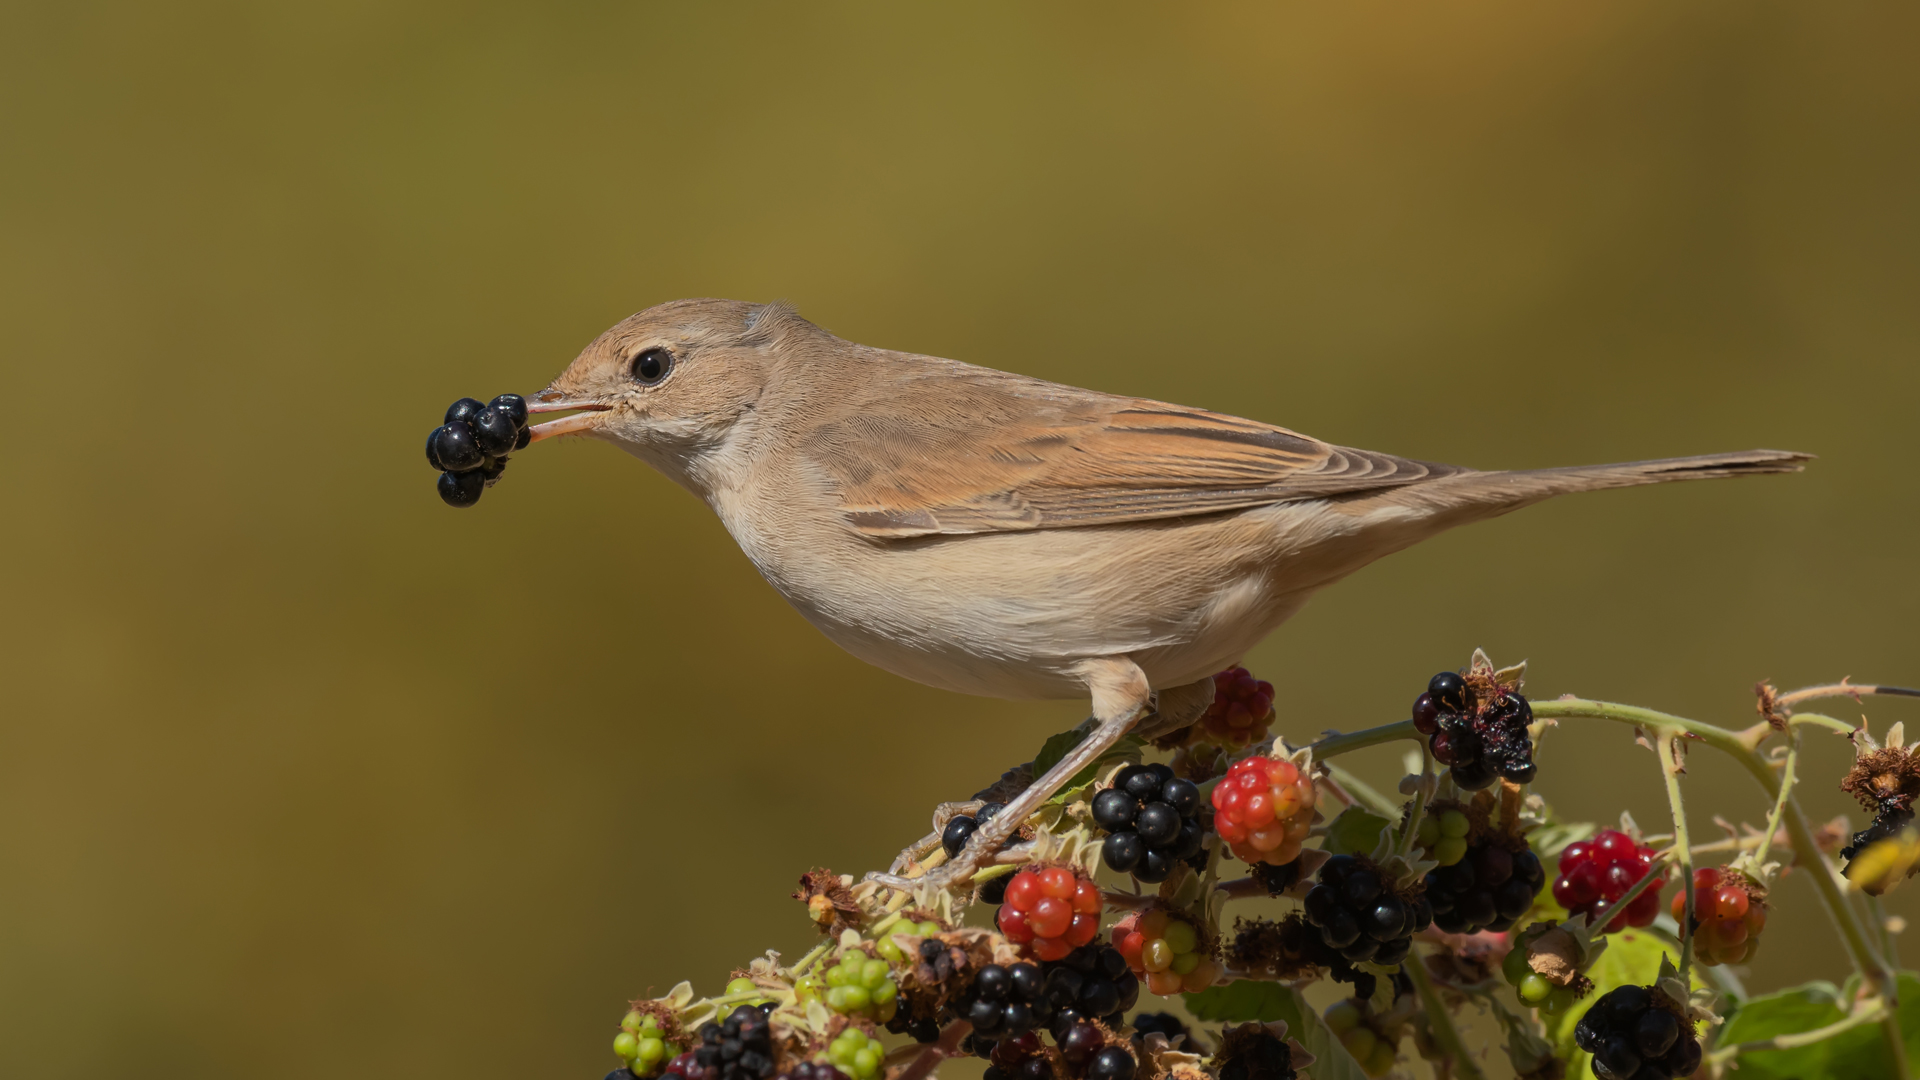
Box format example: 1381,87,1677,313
1386,448,1812,520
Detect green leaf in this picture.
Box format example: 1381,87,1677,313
1323,806,1392,857
1183,984,1370,1080
1033,729,1144,804
1716,972,1920,1078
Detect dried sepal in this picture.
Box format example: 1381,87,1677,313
1513,915,1608,987
794,869,863,934
1488,996,1560,1077
1653,955,1721,1027
1841,740,1920,815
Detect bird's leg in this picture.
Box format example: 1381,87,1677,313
868,658,1152,893
1130,676,1217,744
886,801,986,876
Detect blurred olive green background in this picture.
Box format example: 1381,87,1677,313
3,3,1916,1078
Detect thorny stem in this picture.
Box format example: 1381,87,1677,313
1309,720,1421,761
1405,951,1488,1080
789,942,833,978
1775,681,1920,711
1655,732,1697,979
1597,859,1667,930
1323,761,1401,819
1749,727,1801,872
1706,998,1891,1064
1532,698,1909,1078
1395,747,1436,861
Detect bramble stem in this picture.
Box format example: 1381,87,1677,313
1322,761,1401,819
1395,747,1435,860
1707,998,1891,1064
1405,950,1488,1080
1750,728,1800,871
1308,720,1420,760
1596,859,1666,930
1655,731,1696,978
1776,681,1920,710
789,942,832,977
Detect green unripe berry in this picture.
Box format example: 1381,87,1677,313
727,977,757,996
621,1010,646,1033
872,979,899,1004
1366,1041,1396,1077
1161,920,1198,954
1434,836,1468,866
829,1042,855,1066
1323,999,1363,1035
1517,973,1552,1005
1439,810,1471,838
1501,944,1531,985
614,1032,639,1059
916,920,941,936
795,974,824,1001
1341,1027,1377,1062
854,1048,881,1078
874,936,905,962
860,958,891,988
636,1037,667,1066
1415,817,1440,846
1545,986,1578,1015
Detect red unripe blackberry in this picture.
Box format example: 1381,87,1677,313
1200,666,1275,746
1211,755,1314,866
1001,867,1104,959
1553,830,1664,933
1671,866,1768,965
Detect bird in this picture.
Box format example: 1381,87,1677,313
520,297,1808,891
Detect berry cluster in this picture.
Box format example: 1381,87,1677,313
1423,841,1543,936
981,1029,1134,1080
1671,867,1767,966
778,1065,848,1080
614,1011,674,1076
942,802,1007,861
1322,1000,1398,1079
659,1006,774,1080
824,1028,888,1080
1301,855,1428,967
801,953,898,1021
1198,666,1276,747
425,394,530,507
960,961,1050,1041
1552,830,1664,933
1211,755,1315,867
1410,672,1537,790
1093,764,1207,883
1042,944,1140,1039
1113,909,1221,995
998,867,1105,961
1572,986,1701,1080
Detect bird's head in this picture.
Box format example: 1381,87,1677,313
527,298,818,488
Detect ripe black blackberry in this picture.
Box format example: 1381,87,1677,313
686,1006,776,1080
425,394,531,507
1425,842,1543,935
1300,855,1430,968
1572,985,1700,1080
1040,944,1139,1042
1409,672,1537,790
980,1033,1053,1080
1092,763,1208,884
1841,802,1916,874
775,1066,849,1080
957,961,1054,1046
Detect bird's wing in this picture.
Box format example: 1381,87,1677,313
801,363,1462,539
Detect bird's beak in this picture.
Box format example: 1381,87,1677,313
526,390,613,444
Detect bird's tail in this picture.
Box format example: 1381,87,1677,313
1378,448,1812,524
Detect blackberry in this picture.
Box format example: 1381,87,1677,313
1250,858,1303,896
1424,841,1543,935
958,961,1055,1041
1840,801,1915,883
425,393,530,507
1094,764,1208,884
682,1006,775,1080
1572,985,1701,1080
981,1033,1052,1080
1410,672,1537,790
1300,854,1429,967
1040,944,1139,1042
1553,829,1664,933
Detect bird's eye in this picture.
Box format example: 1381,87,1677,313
630,347,674,386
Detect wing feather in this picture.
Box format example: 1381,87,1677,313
801,361,1458,538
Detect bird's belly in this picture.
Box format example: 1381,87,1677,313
719,498,1325,700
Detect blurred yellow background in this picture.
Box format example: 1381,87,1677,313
2,3,1916,1078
